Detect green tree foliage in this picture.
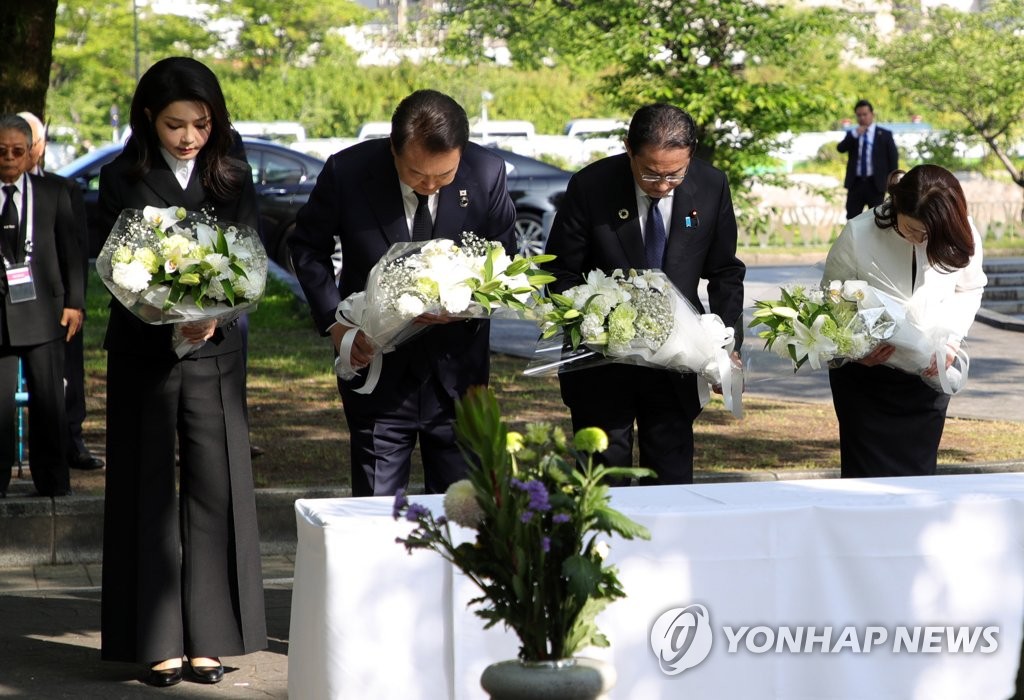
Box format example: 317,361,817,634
50,0,214,145
211,0,373,77
878,0,1024,187
437,0,861,192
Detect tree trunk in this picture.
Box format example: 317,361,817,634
0,0,58,118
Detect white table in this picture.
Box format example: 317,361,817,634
288,474,1024,699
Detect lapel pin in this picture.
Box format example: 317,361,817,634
459,190,469,207
618,208,629,220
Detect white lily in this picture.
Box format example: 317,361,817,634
789,315,837,370
142,205,184,232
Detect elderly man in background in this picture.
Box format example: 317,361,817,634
18,112,103,472
0,114,85,498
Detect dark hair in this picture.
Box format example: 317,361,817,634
874,165,974,272
0,114,32,146
127,56,245,201
626,104,698,156
854,99,874,113
390,89,469,154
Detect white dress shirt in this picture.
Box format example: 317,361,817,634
159,148,196,189
634,182,673,243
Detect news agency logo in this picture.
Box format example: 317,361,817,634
650,603,1000,677
650,604,714,675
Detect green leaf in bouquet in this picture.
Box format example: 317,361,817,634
222,278,237,306
527,272,556,286
563,554,603,599
592,505,652,540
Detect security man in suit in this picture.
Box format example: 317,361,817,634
289,89,516,497
837,99,900,220
544,103,746,485
0,114,85,498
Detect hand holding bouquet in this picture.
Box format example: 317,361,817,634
528,269,742,417
334,234,554,394
97,206,268,357
751,279,968,394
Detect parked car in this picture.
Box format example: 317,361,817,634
56,138,326,272
59,140,570,273
489,147,572,257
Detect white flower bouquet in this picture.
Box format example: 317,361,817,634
96,206,268,357
334,234,554,394
526,268,742,417
751,279,968,394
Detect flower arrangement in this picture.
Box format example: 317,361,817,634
749,280,893,371
393,386,654,662
96,206,268,356
334,235,554,391
528,268,742,416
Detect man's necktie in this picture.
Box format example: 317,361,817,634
858,134,868,178
1,185,18,261
645,197,667,270
411,192,432,242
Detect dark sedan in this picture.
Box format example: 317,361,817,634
489,147,572,256
57,138,325,267
60,140,570,268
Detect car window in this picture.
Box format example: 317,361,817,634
260,152,306,186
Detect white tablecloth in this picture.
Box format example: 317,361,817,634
288,474,1024,699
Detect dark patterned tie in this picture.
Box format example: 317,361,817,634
645,197,667,270
1,185,18,262
411,192,432,241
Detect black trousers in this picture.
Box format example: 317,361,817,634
845,176,886,220
101,350,266,663
342,372,468,497
559,364,702,485
829,362,950,478
64,330,88,456
0,338,69,496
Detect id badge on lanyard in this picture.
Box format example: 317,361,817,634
5,263,37,303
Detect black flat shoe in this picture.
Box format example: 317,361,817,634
69,452,105,470
145,664,183,687
188,659,224,684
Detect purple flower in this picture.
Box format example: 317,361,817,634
541,536,551,553
392,488,408,519
406,503,431,522
512,478,551,513
552,513,570,524
520,511,534,523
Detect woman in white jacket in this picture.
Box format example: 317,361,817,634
822,165,987,478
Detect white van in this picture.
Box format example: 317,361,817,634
356,122,392,140
563,118,628,140
470,120,536,143
233,121,307,144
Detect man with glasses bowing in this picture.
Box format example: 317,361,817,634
544,103,745,485
0,114,84,498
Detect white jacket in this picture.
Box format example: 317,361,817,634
822,210,987,344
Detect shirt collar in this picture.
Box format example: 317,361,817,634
159,147,196,189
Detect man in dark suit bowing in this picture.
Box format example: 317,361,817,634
0,115,85,498
544,103,745,485
289,89,516,496
837,99,899,220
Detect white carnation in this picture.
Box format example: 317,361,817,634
112,260,152,293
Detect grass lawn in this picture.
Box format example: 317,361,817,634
68,272,1024,496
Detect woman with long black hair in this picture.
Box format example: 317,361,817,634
98,56,266,687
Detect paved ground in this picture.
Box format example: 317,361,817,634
0,554,293,698
3,260,1021,698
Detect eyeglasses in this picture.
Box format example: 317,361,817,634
638,165,689,185
0,146,28,158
